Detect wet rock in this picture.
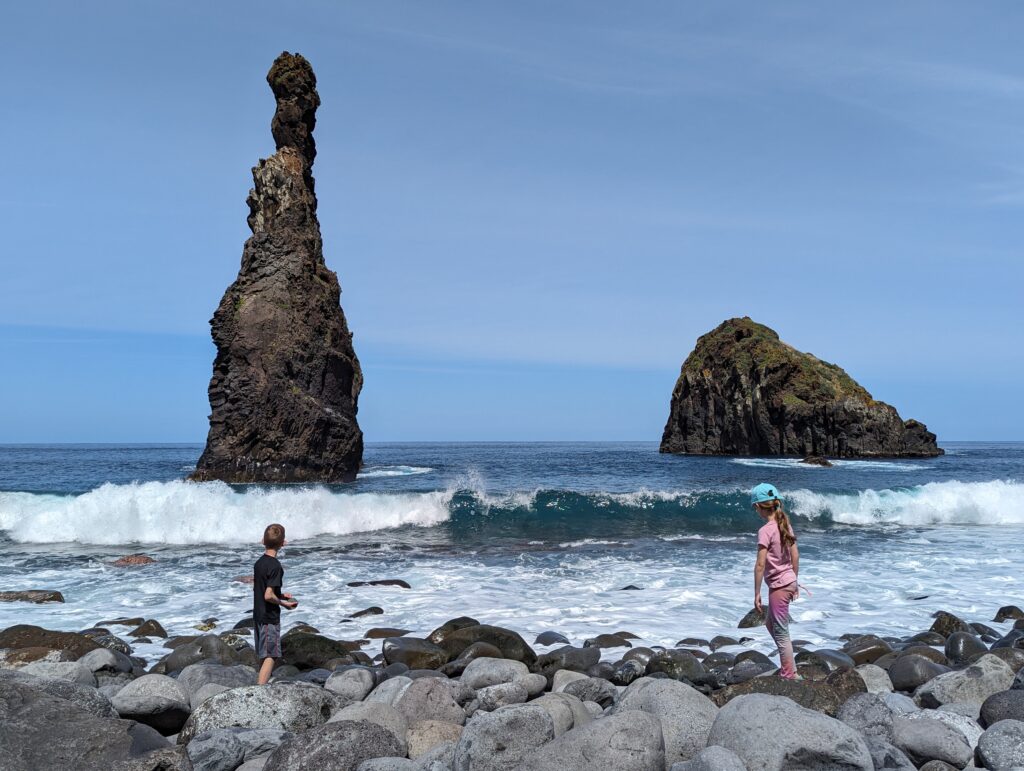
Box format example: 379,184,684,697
930,611,973,638
0,679,167,769
329,701,408,754
0,590,65,603
153,635,252,675
914,654,1015,707
348,580,411,589
178,683,335,743
461,658,529,690
944,631,988,667
845,636,893,665
899,645,949,665
264,720,404,771
583,633,631,649
677,638,711,649
426,617,480,645
736,608,765,629
407,720,462,760
712,667,866,716
394,677,466,726
889,654,949,692
0,624,100,660
708,692,872,770
725,658,774,684
620,584,643,591
281,632,358,670
709,636,738,651
801,455,834,466
434,625,536,666
981,689,1024,727
585,661,615,680
382,637,447,671
891,716,972,768
971,622,1002,641
807,648,857,670
190,52,363,484
992,628,1024,649
976,718,1024,769
611,658,646,686
521,709,665,771
994,605,1024,623
562,677,617,708
612,678,717,765
536,645,600,682
350,607,384,619
453,704,555,771
647,649,705,682
734,650,775,668
906,631,947,646
112,554,156,567
366,628,411,639
552,670,588,693
439,642,504,677
534,631,570,646
129,620,168,639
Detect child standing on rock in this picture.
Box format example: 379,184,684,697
254,523,298,685
751,483,801,680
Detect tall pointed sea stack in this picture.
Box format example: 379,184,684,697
190,52,363,483
660,317,942,458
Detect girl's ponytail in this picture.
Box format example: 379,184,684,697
772,502,797,548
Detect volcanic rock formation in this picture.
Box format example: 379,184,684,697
660,318,942,458
191,52,363,483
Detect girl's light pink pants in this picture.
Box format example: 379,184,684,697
766,581,798,679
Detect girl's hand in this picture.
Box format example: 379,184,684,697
754,594,763,614
793,585,800,600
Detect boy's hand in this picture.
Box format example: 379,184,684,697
282,592,294,599
282,600,298,610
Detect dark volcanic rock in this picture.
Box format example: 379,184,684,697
0,590,65,603
660,317,942,457
381,637,447,670
281,632,358,670
0,624,100,660
737,607,766,628
930,611,973,638
711,667,866,716
190,51,362,484
801,455,834,466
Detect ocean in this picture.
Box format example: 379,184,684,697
0,442,1021,665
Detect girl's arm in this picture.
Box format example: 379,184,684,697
754,547,767,612
790,543,800,577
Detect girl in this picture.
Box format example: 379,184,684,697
750,482,800,680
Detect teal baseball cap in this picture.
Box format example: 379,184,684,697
750,483,780,505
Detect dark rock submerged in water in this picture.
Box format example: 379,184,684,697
660,317,943,458
190,52,363,484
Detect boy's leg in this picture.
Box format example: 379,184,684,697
258,656,275,685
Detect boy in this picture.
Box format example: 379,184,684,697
254,523,298,685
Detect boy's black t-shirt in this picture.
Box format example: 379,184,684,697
253,554,283,626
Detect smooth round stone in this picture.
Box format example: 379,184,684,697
889,655,949,692
906,632,947,646
798,649,855,671
609,659,645,687
585,662,615,680
703,652,737,669
944,632,988,667
898,646,948,665
993,605,1024,623
621,647,656,667
735,650,775,667
980,690,1024,727
873,652,899,671
991,629,1024,649
971,623,1001,641
675,638,710,649
709,636,739,651
534,632,570,647
646,649,705,682
845,637,893,666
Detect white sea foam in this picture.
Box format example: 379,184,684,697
0,481,452,545
358,465,434,478
788,480,1024,526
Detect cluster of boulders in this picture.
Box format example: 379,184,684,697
1,604,1023,770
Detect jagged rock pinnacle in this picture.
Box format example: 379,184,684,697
190,52,363,483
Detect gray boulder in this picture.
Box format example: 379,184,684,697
837,692,897,740
178,683,334,743
891,716,972,768
264,720,405,771
0,679,168,771
0,669,117,718
154,635,250,675
187,729,245,771
707,693,873,771
613,678,718,765
329,701,409,756
193,683,231,709
516,673,547,697
861,736,917,771
855,663,894,693
562,677,617,708
552,669,588,693
453,704,555,771
881,692,921,716
415,739,458,771
394,677,466,726
521,709,665,771
325,667,376,701
976,719,1024,770
907,708,983,749
177,663,258,710
366,675,414,706
407,720,463,759
528,692,592,736
79,647,134,674
473,681,528,712
889,655,948,692
20,659,96,686
669,745,747,771
461,657,529,690
112,673,192,735
914,654,1015,707
357,761,415,771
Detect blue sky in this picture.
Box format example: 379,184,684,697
2,1,1022,442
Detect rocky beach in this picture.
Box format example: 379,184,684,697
1,598,1023,770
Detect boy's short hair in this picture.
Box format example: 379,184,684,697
263,523,286,549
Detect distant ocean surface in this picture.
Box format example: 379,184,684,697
1,442,1022,665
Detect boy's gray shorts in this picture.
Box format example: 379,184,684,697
255,623,282,660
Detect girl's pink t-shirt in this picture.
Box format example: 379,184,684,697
758,519,797,589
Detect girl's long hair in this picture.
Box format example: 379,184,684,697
761,500,797,547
